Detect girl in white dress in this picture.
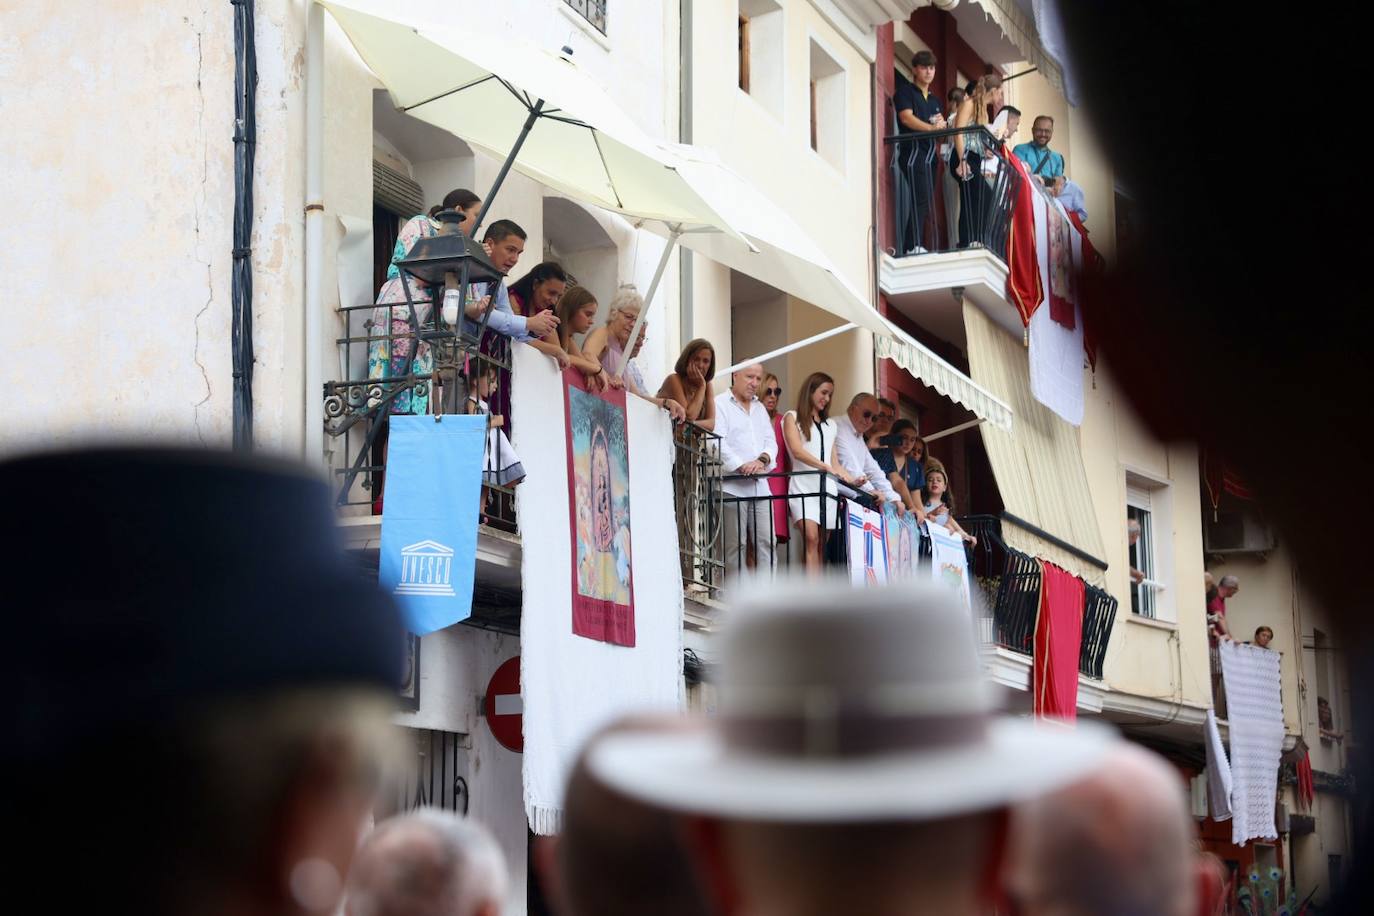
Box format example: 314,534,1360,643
782,371,865,575
921,466,976,545
463,364,525,488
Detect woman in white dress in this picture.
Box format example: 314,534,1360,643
782,371,865,575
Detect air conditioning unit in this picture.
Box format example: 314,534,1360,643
1205,509,1277,555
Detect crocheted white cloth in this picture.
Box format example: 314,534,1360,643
1218,640,1284,844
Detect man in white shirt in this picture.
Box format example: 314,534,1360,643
713,364,776,577
833,392,900,511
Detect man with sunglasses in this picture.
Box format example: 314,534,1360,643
865,397,897,449
833,392,901,512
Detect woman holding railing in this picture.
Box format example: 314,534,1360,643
950,75,1005,249
582,286,686,420
870,419,928,522
367,188,482,416
761,372,790,548
542,285,610,392
658,339,717,430
782,372,865,574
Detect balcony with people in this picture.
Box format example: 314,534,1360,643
665,360,1116,684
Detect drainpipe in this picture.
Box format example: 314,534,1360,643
870,51,881,394
304,1,324,462
231,0,258,450
678,0,694,348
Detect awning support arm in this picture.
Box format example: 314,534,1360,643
617,226,681,378
923,417,985,443
471,97,545,237
720,323,860,377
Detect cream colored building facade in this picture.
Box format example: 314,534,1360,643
2,0,1356,909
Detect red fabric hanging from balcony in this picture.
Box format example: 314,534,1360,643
1201,448,1256,513
1033,560,1086,722
1066,210,1105,370
1296,749,1315,811
1002,147,1043,327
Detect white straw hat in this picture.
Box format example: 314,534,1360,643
590,578,1113,822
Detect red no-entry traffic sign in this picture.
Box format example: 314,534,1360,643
483,656,523,753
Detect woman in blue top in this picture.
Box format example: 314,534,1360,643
870,419,928,522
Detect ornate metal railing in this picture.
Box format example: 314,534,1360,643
683,457,949,599
563,0,607,34
324,270,518,531
380,727,470,819
1080,585,1118,679
884,123,1020,259
673,423,723,597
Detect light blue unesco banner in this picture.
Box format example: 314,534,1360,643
379,414,487,636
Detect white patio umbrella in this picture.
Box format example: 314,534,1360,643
320,0,745,240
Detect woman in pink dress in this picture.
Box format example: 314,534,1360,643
761,373,789,545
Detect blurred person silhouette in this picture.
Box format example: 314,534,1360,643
346,809,506,916
533,715,711,916
1005,742,1196,916
5,448,405,916
1047,6,1370,907
587,578,1116,916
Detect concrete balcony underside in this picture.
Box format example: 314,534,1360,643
880,249,1025,346
985,646,1299,750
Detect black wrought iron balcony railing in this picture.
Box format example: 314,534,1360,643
324,276,518,532
958,514,1118,679
1081,585,1118,679
563,0,607,34
675,444,946,600
884,124,1021,260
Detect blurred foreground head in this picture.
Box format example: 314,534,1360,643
346,808,506,916
1006,742,1196,916
548,715,712,916
590,578,1115,916
4,448,405,916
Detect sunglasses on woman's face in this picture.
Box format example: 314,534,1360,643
762,387,781,396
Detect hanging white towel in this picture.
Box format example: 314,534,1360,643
1205,709,1233,821
1218,640,1284,845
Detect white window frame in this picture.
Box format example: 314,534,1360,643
738,0,785,123
806,32,847,173
1126,470,1177,623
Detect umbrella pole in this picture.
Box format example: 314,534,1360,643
617,227,681,378
471,98,546,237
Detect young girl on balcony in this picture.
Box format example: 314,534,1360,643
870,419,929,522
921,467,977,545
463,363,524,526
949,74,1005,248
542,285,611,391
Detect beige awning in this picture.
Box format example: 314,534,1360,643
963,301,1106,584
876,332,1012,432
959,0,1065,95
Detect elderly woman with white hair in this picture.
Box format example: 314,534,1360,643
582,284,686,421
